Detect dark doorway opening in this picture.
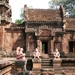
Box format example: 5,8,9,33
42,41,48,54
69,41,75,52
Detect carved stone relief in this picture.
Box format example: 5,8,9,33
39,29,51,37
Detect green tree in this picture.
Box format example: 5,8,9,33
15,8,24,24
49,0,75,17
15,6,33,24
15,19,23,24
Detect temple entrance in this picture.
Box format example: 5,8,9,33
42,41,48,54
69,41,75,52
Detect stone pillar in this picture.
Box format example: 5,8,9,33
53,58,62,75
26,33,29,51
32,58,41,75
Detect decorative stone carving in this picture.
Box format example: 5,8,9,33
4,0,9,3
60,5,66,17
39,29,51,37
52,48,60,59
33,47,40,59
24,5,28,22
6,8,12,17
16,47,26,61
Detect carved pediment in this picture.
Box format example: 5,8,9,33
39,29,51,37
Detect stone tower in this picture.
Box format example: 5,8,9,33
0,0,12,47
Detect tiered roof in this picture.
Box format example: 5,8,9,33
27,9,62,21
66,18,75,31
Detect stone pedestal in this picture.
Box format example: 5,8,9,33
32,58,41,75
53,58,62,75
15,61,26,73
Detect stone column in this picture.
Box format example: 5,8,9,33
32,58,41,75
53,58,62,75
26,33,29,51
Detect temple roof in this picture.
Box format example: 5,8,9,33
27,9,62,21
66,18,75,25
66,18,75,31
5,23,25,30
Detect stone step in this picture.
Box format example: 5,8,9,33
41,66,53,68
41,71,54,75
41,61,53,70
66,52,75,58
54,73,62,75
31,71,41,75
41,60,52,62
41,68,53,71
54,69,62,74
41,62,53,65
54,71,62,74
41,59,53,67
53,66,61,68
62,67,75,71
54,68,62,70
41,66,53,69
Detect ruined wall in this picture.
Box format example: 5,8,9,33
5,29,26,52
26,33,36,51
51,36,62,51
62,32,74,54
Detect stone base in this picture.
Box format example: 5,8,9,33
32,58,41,75
32,58,41,70
15,60,26,72
53,58,62,75
53,58,62,66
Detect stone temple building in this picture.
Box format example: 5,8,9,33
0,0,75,75
0,0,75,55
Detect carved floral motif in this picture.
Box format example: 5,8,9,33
39,29,51,36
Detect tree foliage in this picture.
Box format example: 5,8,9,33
15,8,24,24
49,0,75,17
15,6,33,24
15,19,23,24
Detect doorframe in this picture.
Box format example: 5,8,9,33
42,41,48,54
69,41,75,52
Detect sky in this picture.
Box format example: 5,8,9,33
9,0,50,23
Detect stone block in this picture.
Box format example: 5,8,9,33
53,58,62,66
15,60,26,72
53,58,62,75
32,59,41,70
41,72,49,75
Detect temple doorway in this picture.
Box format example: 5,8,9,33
69,41,75,52
42,41,48,54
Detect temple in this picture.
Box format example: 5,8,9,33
0,0,75,75
1,4,75,55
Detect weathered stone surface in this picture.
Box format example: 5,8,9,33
32,59,41,70
41,72,49,75
53,59,62,75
